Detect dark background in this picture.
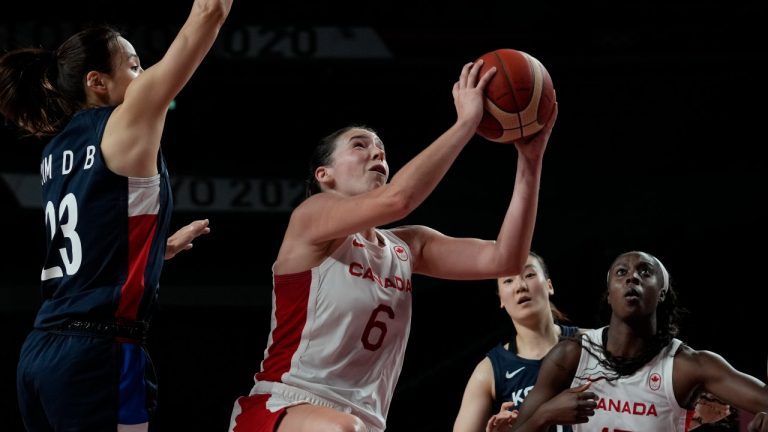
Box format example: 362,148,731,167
1,1,766,430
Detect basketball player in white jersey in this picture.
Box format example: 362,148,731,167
228,60,558,432
453,251,731,432
508,251,768,432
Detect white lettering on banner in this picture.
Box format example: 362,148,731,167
1,23,391,60
215,26,391,59
170,177,305,212
1,173,304,213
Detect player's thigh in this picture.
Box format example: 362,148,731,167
230,394,286,432
278,403,368,432
17,330,119,431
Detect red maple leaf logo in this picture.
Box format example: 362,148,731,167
648,373,662,390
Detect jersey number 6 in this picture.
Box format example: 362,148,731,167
361,304,395,351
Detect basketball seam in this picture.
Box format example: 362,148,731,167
495,50,525,133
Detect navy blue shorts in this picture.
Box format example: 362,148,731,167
17,329,157,431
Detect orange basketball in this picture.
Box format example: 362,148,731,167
475,48,556,143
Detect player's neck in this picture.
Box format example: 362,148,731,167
513,321,559,360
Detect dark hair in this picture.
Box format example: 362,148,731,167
0,26,121,136
582,252,685,379
304,124,378,198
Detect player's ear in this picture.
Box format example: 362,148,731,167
86,71,107,91
315,166,331,185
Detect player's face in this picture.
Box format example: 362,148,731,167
497,255,553,325
606,252,665,319
322,128,388,196
105,37,143,106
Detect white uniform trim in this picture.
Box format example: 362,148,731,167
571,327,688,431
251,229,413,431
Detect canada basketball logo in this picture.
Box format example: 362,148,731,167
393,245,408,261
648,373,662,391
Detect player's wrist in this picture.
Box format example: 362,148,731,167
689,415,703,430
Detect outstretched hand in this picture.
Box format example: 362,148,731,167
749,412,768,432
485,402,518,432
165,219,211,260
513,100,558,162
452,59,496,131
689,392,731,429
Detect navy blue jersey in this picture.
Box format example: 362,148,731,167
487,324,579,432
34,107,172,328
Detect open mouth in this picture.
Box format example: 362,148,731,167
517,296,532,305
369,165,386,175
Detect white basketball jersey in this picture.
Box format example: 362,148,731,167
571,327,691,432
253,229,413,431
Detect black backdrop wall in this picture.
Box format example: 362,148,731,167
2,1,766,430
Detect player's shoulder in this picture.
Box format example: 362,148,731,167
476,356,494,375
387,224,436,251
674,344,726,364
286,192,341,229
547,335,583,360
389,224,438,238
291,190,334,211
672,344,736,384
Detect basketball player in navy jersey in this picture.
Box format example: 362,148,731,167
507,251,768,432
228,62,558,432
454,251,732,432
454,252,577,432
0,1,232,430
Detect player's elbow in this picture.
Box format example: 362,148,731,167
378,187,418,221
496,249,527,276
